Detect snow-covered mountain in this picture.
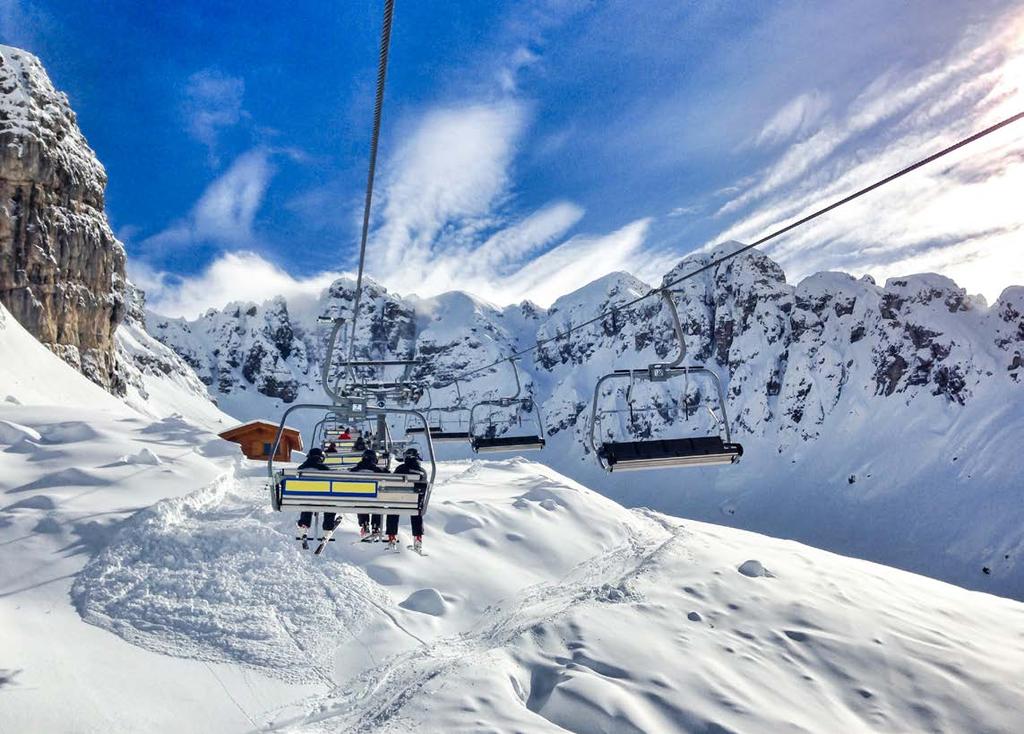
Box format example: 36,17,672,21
147,244,1024,598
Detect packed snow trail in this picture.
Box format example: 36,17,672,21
68,458,1024,733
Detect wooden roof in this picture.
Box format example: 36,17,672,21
219,420,303,445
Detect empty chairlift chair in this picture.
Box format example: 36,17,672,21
429,408,473,443
588,291,743,472
403,387,438,437
417,381,473,443
469,359,546,453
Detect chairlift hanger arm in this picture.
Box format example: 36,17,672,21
320,318,347,403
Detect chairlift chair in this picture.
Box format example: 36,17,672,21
469,359,546,453
588,291,743,472
408,382,473,442
269,399,436,517
405,388,442,436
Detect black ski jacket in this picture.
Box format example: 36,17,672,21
298,456,330,471
393,460,426,479
350,460,388,474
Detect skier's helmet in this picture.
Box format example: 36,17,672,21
403,447,421,462
309,447,325,461
361,449,378,464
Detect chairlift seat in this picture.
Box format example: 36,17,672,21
471,435,546,453
273,469,425,515
599,436,742,471
323,453,362,467
323,436,355,450
432,431,471,443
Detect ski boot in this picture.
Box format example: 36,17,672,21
386,534,399,551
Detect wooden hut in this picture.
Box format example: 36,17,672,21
218,420,303,461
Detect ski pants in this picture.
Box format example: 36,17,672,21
298,512,338,531
357,513,382,531
385,513,423,537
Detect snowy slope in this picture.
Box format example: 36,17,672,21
6,453,1024,732
0,303,256,730
4,329,1023,731
0,302,127,411
147,246,1024,599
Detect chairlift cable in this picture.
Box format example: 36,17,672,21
437,108,1024,388
348,0,396,368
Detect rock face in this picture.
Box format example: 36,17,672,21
0,45,126,393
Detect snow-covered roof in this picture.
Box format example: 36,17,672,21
218,419,302,438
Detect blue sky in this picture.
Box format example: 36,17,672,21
3,0,1023,316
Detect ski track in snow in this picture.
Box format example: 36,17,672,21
301,521,675,733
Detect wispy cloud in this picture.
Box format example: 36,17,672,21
754,90,831,148
361,98,655,306
134,251,347,318
141,149,274,250
183,68,246,166
0,0,45,49
708,6,1024,301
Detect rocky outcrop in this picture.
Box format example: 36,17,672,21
115,282,222,413
0,45,126,392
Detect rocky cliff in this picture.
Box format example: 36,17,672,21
0,45,127,392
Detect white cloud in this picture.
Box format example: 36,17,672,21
495,218,653,306
184,68,246,164
498,46,541,93
707,6,1024,302
142,149,274,250
135,251,348,318
192,150,272,243
370,101,526,275
355,98,657,306
754,90,831,148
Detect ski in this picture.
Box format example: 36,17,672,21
314,526,338,555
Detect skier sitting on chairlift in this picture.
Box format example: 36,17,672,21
296,448,338,539
339,427,352,439
354,433,367,451
325,441,338,454
385,446,427,553
351,449,387,540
